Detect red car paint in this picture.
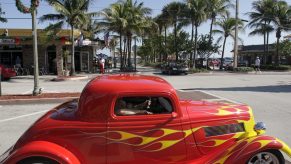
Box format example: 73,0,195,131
0,65,16,80
1,74,290,164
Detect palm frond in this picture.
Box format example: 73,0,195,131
39,14,65,23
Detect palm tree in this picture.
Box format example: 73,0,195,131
213,17,244,70
162,2,187,62
40,0,96,76
0,5,7,23
248,0,276,63
206,0,232,59
79,19,102,41
155,13,171,62
124,0,152,68
99,3,127,69
185,0,208,68
271,1,291,65
206,0,233,36
248,22,274,64
100,0,152,69
108,37,118,68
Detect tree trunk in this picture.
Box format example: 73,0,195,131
113,48,116,68
276,36,280,66
134,37,137,71
123,38,127,67
127,35,132,68
190,22,194,68
119,32,123,69
263,22,266,65
206,17,215,70
56,44,63,77
266,31,270,64
193,25,198,69
164,26,167,61
70,25,75,76
159,28,162,63
209,17,214,45
174,20,178,62
32,10,40,95
220,36,227,70
276,29,281,66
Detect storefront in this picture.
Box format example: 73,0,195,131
0,28,102,74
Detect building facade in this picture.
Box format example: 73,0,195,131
0,28,103,75
238,43,291,66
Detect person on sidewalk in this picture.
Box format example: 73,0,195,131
255,56,261,74
99,58,105,74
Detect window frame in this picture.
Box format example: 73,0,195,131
110,92,178,120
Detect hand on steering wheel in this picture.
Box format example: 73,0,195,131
145,111,153,115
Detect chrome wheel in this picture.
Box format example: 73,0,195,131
248,151,281,164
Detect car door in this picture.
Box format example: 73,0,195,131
106,92,187,164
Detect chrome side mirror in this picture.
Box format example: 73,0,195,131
254,122,266,131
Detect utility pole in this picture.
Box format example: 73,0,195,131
233,0,239,68
32,9,40,96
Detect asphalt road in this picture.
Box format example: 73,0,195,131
1,70,291,162
0,104,58,154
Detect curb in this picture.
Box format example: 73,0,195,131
0,97,78,105
51,76,89,81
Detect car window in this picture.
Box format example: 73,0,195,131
114,96,173,116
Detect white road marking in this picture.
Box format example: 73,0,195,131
0,110,48,123
197,90,242,104
177,89,242,104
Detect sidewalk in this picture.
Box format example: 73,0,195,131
1,65,290,104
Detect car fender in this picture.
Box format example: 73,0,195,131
4,141,81,164
212,135,291,164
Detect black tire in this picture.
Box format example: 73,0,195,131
247,149,284,164
17,157,59,164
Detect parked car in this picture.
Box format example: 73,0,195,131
1,74,291,164
238,60,249,67
161,62,189,75
223,58,233,67
0,65,16,80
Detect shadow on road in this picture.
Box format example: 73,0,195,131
182,85,291,93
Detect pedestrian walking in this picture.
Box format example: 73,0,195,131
99,58,105,74
255,56,261,74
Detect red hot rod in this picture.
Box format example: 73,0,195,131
1,74,291,164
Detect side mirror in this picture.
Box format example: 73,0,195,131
171,112,178,118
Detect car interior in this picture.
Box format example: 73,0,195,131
114,96,173,116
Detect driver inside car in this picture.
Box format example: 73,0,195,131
115,98,153,116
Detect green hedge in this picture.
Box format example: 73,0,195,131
260,65,291,71
233,67,254,72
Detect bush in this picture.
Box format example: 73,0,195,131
189,68,209,74
260,65,290,71
233,67,254,72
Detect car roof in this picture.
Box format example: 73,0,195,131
85,74,173,93
77,74,176,121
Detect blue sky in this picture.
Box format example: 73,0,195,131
0,0,290,57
